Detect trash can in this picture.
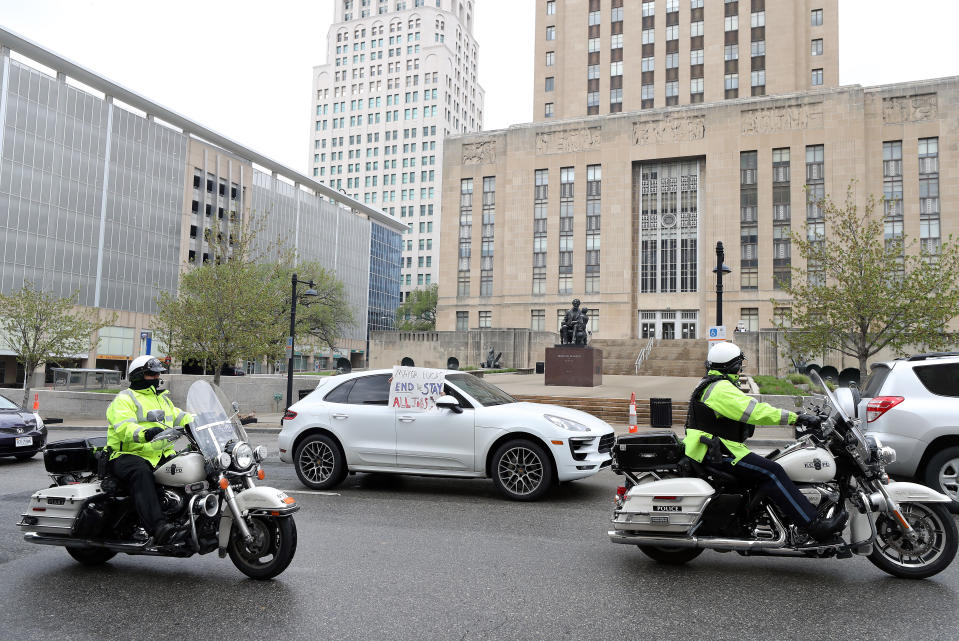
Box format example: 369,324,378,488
535,361,545,374
649,397,673,428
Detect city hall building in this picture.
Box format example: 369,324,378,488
0,27,404,385
437,0,957,341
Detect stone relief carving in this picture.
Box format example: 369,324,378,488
882,93,938,124
535,127,602,155
632,116,705,146
741,105,823,135
462,141,496,165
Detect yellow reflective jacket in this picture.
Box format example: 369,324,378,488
106,387,192,467
683,370,796,464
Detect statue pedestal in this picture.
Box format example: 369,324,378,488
545,346,603,387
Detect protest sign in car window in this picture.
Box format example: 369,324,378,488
389,366,447,411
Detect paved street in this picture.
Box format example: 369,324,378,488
1,429,958,641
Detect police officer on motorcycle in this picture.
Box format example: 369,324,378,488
106,355,192,545
683,342,847,542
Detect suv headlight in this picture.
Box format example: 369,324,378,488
231,442,254,470
545,414,590,432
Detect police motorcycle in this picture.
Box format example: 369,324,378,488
18,380,299,580
608,371,958,579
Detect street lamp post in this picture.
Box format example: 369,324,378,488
286,273,317,410
713,242,732,327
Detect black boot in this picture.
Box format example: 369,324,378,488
153,521,187,546
805,506,849,542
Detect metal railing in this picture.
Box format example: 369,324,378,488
634,337,655,374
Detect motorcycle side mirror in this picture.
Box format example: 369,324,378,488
145,409,165,423
232,401,240,413
435,395,463,414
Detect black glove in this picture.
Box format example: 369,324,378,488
794,413,821,434
143,427,164,442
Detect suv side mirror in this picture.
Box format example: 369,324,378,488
435,395,463,414
145,409,165,423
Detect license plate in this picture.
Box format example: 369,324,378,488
15,437,32,447
652,505,682,512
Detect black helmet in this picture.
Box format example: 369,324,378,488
129,356,166,385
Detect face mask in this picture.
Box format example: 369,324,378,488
130,378,160,391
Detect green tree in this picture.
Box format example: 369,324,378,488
154,214,288,386
272,261,355,355
773,185,959,373
0,283,113,407
395,284,437,331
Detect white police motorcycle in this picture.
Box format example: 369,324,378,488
609,371,957,579
18,380,298,580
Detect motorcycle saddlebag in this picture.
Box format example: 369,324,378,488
611,431,684,473
18,483,103,535
43,438,99,474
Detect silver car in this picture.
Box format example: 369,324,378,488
857,352,959,511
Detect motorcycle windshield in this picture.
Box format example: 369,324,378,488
809,370,852,424
185,380,248,459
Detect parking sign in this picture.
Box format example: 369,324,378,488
708,325,727,342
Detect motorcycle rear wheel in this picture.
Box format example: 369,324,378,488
67,547,116,566
868,502,958,579
228,516,298,580
638,545,704,565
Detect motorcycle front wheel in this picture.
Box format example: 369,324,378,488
868,502,958,579
228,516,298,580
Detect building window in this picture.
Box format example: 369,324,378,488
665,81,678,98
558,167,575,294
811,8,823,26
586,164,601,294
751,70,765,87
642,29,655,45
642,84,654,100
690,77,703,95
545,76,554,92
640,160,700,294
546,0,555,14
533,169,548,295
750,11,765,28
665,53,678,69
587,91,599,107
811,68,823,86
588,63,600,79
588,10,601,26
610,88,623,104
611,6,623,22
751,40,765,57
883,141,904,254
919,137,940,256
740,151,759,290
724,44,738,61
690,49,703,65
642,1,655,17
545,25,555,40
773,147,791,289
725,73,739,90
690,0,703,7
642,56,655,72
480,177,495,297
546,51,555,66
478,311,491,328
531,309,545,331
806,144,826,284
690,21,703,37
456,311,468,331
588,37,600,53
611,61,623,77
811,38,823,56
666,25,679,41
725,15,738,31
611,33,623,49
544,102,554,118
458,178,473,297
740,308,759,332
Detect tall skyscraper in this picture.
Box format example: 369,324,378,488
309,0,485,306
535,0,838,121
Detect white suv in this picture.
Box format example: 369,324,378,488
277,369,614,501
858,353,959,510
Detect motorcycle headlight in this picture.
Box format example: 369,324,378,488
878,446,897,465
217,452,232,469
231,442,254,470
544,414,590,432
253,445,268,462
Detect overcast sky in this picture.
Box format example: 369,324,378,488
1,0,957,175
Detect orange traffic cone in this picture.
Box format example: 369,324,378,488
628,392,638,433
33,393,39,411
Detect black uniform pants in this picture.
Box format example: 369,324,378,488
110,454,165,534
717,452,819,526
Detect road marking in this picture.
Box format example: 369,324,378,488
282,489,341,496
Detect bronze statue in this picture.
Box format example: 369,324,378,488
560,299,590,346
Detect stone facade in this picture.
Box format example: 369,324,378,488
369,329,558,370
438,77,959,352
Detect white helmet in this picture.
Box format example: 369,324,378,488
128,355,166,383
706,342,746,374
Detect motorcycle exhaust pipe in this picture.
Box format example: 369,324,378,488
609,506,788,551
22,533,170,556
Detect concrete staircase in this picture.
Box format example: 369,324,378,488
513,395,689,427
636,338,710,377
590,338,652,375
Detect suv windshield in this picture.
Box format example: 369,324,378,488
446,374,516,407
